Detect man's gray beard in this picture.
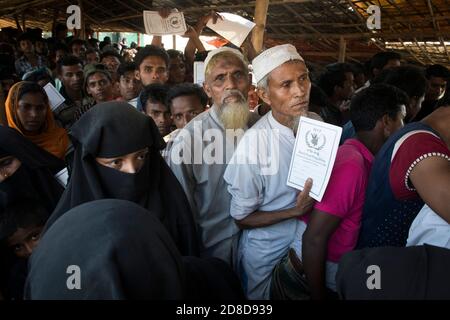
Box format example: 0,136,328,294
291,115,301,135
219,101,250,130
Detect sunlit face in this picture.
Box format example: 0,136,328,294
144,101,172,136
60,64,84,92
71,43,86,59
135,56,168,86
259,60,311,126
203,56,249,107
101,56,120,75
95,147,149,174
86,72,114,103
119,71,141,101
17,92,48,133
170,95,205,129
86,51,100,65
7,226,43,259
0,156,22,183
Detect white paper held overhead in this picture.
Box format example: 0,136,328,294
206,12,255,47
143,11,187,36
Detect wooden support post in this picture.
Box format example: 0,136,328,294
252,0,269,54
173,35,177,50
78,0,86,39
338,36,346,62
14,15,23,33
22,12,26,32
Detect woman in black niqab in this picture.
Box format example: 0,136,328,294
25,199,187,299
26,199,245,300
46,102,199,256
0,126,65,212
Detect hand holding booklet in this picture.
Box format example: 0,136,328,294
143,11,187,35
287,117,342,202
206,12,255,47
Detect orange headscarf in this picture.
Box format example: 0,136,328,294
5,81,69,159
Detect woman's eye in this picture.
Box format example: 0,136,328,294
110,159,122,167
137,153,147,160
31,233,40,241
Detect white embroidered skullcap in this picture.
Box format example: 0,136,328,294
252,44,304,84
204,46,247,76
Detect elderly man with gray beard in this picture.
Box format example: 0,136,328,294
223,44,320,300
168,47,260,266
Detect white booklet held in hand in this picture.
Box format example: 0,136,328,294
143,11,187,35
206,12,255,47
43,83,65,111
287,117,342,202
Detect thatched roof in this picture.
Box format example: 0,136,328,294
1,0,449,67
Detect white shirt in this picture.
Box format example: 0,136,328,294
407,204,450,249
224,111,302,299
169,105,260,263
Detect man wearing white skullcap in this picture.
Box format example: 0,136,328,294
168,47,260,266
224,44,318,299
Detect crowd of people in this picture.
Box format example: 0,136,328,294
0,10,449,300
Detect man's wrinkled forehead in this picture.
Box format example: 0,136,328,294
205,54,247,80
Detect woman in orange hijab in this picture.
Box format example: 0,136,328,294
4,81,68,159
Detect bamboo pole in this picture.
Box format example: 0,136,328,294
338,36,346,62
252,0,269,54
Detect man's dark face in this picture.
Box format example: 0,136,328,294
60,64,84,92
426,76,447,101
86,72,114,103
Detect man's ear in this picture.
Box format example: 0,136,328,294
257,87,271,107
381,113,393,138
134,70,141,81
203,82,212,98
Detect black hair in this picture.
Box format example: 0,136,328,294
370,51,402,74
118,62,136,77
17,81,48,104
317,63,354,97
425,64,450,80
53,43,68,53
309,84,329,114
57,55,83,73
100,50,123,63
0,199,48,241
372,65,428,99
134,45,169,69
55,23,67,33
166,83,208,112
69,39,86,49
166,49,184,60
85,48,99,56
350,83,409,132
17,33,33,43
140,83,170,112
22,68,53,84
350,62,366,76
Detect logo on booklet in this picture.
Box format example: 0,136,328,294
305,130,326,151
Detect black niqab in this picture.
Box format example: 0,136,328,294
25,199,187,299
0,126,65,212
46,102,199,256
